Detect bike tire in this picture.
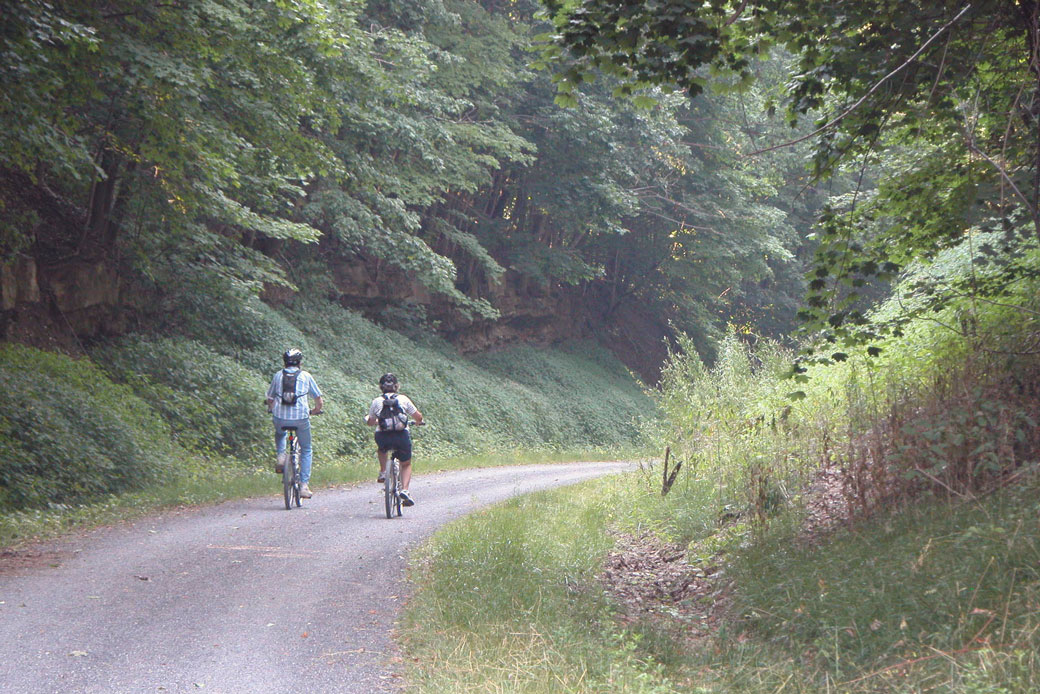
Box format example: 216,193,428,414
383,464,394,519
392,459,403,517
282,447,293,510
292,454,302,508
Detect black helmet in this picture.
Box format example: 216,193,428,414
379,373,398,392
283,348,303,367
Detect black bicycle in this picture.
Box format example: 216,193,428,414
383,445,402,519
282,425,302,510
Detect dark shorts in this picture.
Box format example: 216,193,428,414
375,429,412,462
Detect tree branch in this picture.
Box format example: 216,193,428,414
723,0,749,28
963,138,1040,242
747,4,973,157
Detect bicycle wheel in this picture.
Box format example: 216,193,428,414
282,442,293,510
292,452,302,507
383,461,394,519
392,459,403,517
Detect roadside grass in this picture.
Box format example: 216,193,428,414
401,469,691,694
400,469,1040,694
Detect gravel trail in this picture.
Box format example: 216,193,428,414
0,462,633,693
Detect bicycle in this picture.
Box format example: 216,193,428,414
272,411,322,511
282,425,302,510
383,445,402,519
383,421,424,519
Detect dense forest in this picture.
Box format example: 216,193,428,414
2,0,1038,529
1,0,829,381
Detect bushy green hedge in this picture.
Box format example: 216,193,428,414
0,344,184,509
98,337,271,463
0,284,652,512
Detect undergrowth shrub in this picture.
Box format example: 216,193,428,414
0,344,182,509
835,352,1040,515
655,293,1040,529
655,332,816,525
1,276,651,514
97,337,271,463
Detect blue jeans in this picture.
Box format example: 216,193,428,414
273,416,313,485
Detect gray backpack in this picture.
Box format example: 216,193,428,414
377,394,408,431
280,370,300,406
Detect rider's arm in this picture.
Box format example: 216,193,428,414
265,375,277,413
412,409,424,426
310,395,324,415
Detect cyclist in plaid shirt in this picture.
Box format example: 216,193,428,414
266,348,324,498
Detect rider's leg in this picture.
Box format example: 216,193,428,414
398,431,415,490
399,457,412,490
377,448,388,477
296,418,313,485
272,419,288,457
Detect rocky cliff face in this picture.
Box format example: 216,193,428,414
310,253,669,383
2,251,670,383
1,256,132,353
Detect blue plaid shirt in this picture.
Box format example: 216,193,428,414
267,368,322,420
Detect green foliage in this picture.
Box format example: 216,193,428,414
0,268,651,515
0,344,183,509
403,474,681,693
98,337,271,462
540,0,1039,357
3,0,826,359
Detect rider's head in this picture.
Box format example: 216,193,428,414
283,348,303,367
379,373,399,393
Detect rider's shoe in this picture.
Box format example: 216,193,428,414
399,490,415,507
300,484,313,499
377,473,386,483
274,452,286,474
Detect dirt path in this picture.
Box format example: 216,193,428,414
0,462,633,694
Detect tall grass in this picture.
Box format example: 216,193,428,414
399,242,1040,692
401,440,1040,694
715,479,1040,693
402,473,683,694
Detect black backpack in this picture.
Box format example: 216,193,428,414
377,393,408,431
279,369,300,405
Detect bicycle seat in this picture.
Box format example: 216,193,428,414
281,425,299,432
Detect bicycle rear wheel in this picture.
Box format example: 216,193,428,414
383,463,394,519
282,447,293,510
292,453,302,508
392,459,402,517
